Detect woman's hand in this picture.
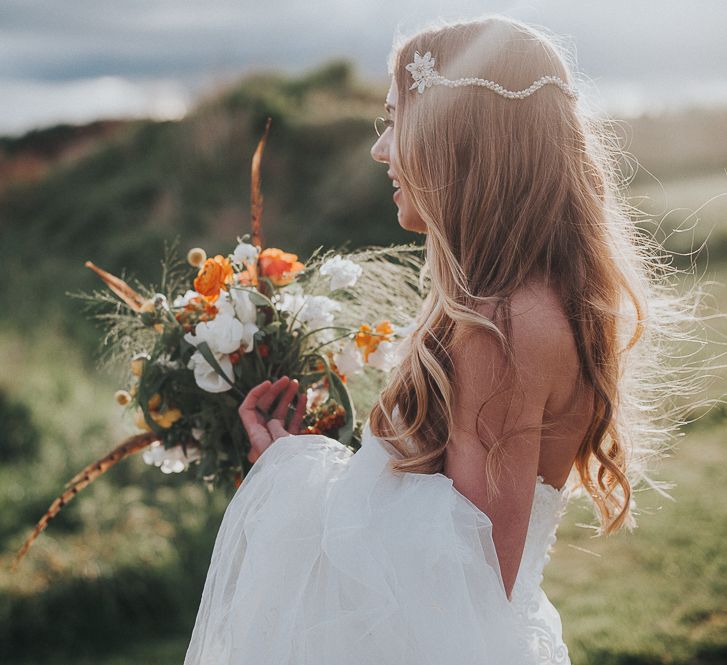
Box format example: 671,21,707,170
238,376,308,464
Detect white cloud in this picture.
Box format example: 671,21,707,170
2,0,727,135
0,76,190,136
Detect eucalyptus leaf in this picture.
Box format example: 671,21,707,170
327,364,356,446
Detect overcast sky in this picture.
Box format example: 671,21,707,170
2,0,727,137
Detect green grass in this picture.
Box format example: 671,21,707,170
5,634,189,665
547,423,727,664
1,322,725,664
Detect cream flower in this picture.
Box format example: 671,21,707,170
232,241,260,268
173,289,203,307
333,338,364,375
184,314,244,355
215,289,259,351
228,287,258,324
186,348,235,393
319,255,363,290
366,340,400,371
143,441,202,474
276,292,340,331
300,295,341,331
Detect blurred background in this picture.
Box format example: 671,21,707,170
1,2,726,663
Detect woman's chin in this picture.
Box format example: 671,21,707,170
397,211,425,234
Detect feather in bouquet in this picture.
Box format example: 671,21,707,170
11,116,425,570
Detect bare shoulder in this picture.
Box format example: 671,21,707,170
453,279,576,394
508,279,577,370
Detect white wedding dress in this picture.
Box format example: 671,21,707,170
184,411,572,665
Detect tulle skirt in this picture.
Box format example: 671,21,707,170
184,431,534,664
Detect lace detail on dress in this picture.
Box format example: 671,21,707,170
511,476,572,664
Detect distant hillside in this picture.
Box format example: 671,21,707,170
0,59,415,351
1,59,725,353
0,120,131,194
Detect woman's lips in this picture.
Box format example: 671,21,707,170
393,189,401,202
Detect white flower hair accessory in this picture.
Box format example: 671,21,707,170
405,50,578,100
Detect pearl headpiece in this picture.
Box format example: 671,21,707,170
405,50,578,100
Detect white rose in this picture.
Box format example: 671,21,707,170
184,312,247,355
229,287,258,324
319,255,363,290
275,291,307,330
212,290,236,318
334,338,364,375
299,295,341,331
232,241,260,267
238,321,259,353
187,348,235,393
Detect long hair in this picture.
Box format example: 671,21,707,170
367,14,723,535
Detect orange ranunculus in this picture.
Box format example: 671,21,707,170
258,248,305,287
194,255,234,302
355,320,394,363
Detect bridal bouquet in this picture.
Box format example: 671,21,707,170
12,117,425,569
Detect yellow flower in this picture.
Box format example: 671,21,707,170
147,393,162,410
150,408,183,428
355,320,394,363
133,408,153,432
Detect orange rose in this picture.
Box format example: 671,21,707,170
355,320,393,363
194,255,234,302
258,248,304,287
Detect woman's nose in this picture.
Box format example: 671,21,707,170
370,133,389,165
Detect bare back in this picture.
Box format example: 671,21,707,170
453,278,595,491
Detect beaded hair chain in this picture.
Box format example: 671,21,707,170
405,50,578,100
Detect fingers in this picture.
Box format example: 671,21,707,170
267,418,289,441
255,376,291,412
287,390,308,434
271,378,299,421
238,377,309,462
238,379,272,417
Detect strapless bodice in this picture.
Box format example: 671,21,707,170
362,414,573,664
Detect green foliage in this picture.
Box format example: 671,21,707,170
0,388,40,463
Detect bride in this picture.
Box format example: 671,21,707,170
184,14,702,665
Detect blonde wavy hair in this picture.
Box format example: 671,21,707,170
368,14,723,535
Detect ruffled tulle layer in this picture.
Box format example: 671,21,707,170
184,428,534,664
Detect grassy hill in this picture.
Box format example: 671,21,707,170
0,59,413,354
